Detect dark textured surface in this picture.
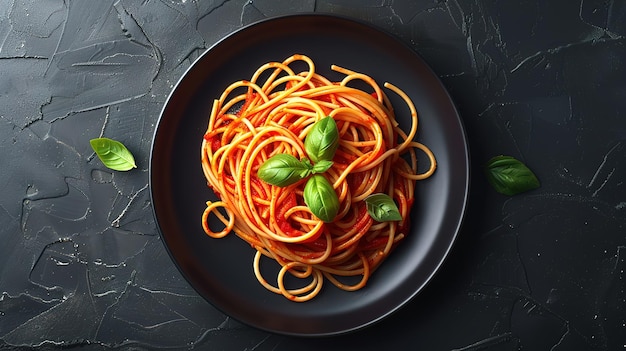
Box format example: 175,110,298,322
1,0,625,349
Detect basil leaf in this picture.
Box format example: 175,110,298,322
365,193,402,222
485,155,540,195
303,175,339,222
312,160,333,174
304,116,339,163
258,154,312,187
90,137,137,171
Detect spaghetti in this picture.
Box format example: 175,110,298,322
201,54,436,302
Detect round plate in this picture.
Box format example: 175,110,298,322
150,14,469,336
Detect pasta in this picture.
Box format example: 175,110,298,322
201,54,436,302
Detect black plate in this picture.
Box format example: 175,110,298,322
150,14,469,336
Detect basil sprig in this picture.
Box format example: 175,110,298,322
90,137,137,171
485,155,540,195
304,116,339,163
258,116,341,222
365,194,402,222
303,175,340,222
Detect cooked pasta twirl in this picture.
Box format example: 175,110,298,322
201,54,436,302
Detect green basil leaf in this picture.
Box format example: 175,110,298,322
258,154,312,187
485,155,540,195
365,193,402,222
304,116,339,163
303,174,339,222
90,137,137,171
312,160,333,174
